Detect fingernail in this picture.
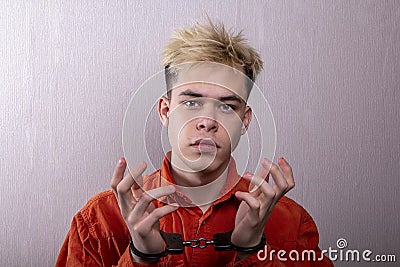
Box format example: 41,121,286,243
118,158,124,166
279,157,286,165
262,158,271,165
243,172,252,178
168,185,176,192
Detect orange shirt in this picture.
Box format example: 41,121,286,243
56,156,333,267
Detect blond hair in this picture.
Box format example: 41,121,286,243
163,18,263,95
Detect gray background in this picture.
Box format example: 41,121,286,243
1,1,399,266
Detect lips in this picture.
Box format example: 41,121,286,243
191,138,219,152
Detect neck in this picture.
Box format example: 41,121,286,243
169,153,231,211
175,168,228,210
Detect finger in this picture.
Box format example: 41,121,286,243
235,191,260,210
130,204,179,234
242,176,280,219
246,157,272,192
262,158,289,195
278,157,295,192
256,158,271,182
116,161,147,195
116,161,147,212
243,172,258,194
110,157,127,196
242,173,276,216
131,171,144,200
132,185,176,220
243,172,266,196
243,172,263,196
235,191,261,227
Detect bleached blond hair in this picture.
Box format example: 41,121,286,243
163,18,263,96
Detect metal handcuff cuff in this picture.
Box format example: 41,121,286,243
129,230,266,259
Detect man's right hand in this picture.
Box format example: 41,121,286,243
110,157,178,263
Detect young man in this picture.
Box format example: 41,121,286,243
56,20,333,266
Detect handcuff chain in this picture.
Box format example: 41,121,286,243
183,238,215,249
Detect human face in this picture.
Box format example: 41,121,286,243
158,63,252,173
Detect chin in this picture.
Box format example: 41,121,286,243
185,159,216,172
172,146,230,172
191,156,229,173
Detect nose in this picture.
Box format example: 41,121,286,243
196,117,219,132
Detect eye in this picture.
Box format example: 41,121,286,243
183,100,200,108
219,103,235,112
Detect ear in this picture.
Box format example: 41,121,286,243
158,96,170,127
241,106,252,135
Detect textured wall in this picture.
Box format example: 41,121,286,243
1,1,399,266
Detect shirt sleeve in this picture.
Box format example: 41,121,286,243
56,213,103,266
233,210,333,267
113,247,162,267
55,212,172,267
295,211,334,266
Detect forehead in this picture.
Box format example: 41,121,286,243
172,62,248,101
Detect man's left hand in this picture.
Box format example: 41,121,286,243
232,157,295,249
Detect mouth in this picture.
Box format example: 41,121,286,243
190,138,219,152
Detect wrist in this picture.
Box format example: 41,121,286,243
130,253,159,264
231,233,266,253
231,230,265,248
129,236,166,263
236,251,253,260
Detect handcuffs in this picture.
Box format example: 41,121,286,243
129,230,266,259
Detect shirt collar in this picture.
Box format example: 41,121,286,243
158,151,248,206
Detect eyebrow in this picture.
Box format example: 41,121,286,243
178,89,244,103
